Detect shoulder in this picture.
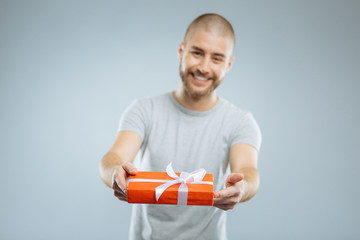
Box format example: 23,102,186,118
133,92,170,105
218,97,252,120
218,98,262,150
218,97,261,136
129,92,171,110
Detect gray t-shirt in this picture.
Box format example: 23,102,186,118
118,92,261,240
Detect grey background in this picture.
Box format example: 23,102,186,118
1,0,359,239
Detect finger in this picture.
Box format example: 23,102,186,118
214,192,240,205
226,173,244,186
122,162,138,175
113,180,125,193
114,162,138,192
213,202,226,210
114,188,126,197
213,203,236,211
214,191,221,199
114,189,127,201
115,167,128,191
113,182,128,201
213,195,223,205
214,186,240,199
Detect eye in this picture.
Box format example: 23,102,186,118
192,51,202,56
213,57,224,63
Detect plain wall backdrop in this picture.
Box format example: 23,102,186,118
1,0,359,239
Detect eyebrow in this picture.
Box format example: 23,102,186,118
190,46,227,58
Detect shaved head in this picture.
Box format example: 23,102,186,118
184,13,235,54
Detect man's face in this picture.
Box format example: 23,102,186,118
178,29,234,98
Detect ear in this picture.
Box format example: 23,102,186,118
178,42,184,60
226,56,235,72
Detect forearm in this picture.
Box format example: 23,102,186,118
238,167,260,202
99,152,124,188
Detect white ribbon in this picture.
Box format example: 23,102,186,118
128,162,213,205
156,163,211,205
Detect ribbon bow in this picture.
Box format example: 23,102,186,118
155,162,208,205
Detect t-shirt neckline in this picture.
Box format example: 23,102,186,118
168,92,223,117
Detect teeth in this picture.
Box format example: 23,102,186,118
194,75,208,81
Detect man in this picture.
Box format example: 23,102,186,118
99,13,262,239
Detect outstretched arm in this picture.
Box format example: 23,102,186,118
99,131,142,201
213,143,259,210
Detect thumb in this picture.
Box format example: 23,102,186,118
226,173,244,186
122,162,138,175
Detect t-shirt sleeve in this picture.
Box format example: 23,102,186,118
230,113,262,152
117,99,150,141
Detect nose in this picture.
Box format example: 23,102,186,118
197,56,211,75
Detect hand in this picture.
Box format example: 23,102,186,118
213,173,245,211
113,162,138,202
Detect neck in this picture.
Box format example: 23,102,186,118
173,86,219,112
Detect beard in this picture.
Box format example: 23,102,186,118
179,63,222,98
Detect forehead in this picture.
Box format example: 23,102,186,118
185,29,234,57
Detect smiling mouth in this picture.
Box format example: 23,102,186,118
192,73,210,82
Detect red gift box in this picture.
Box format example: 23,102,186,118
127,164,214,206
